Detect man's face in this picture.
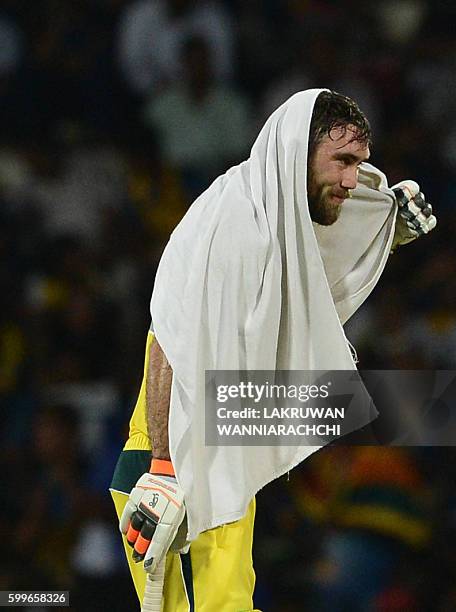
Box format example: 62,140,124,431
307,125,370,225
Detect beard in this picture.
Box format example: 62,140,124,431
307,169,345,226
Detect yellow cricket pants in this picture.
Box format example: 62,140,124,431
111,331,260,610
111,450,260,612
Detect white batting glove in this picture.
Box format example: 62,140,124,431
120,472,188,573
391,180,437,252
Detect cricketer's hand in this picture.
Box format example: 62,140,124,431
120,473,188,573
391,180,436,252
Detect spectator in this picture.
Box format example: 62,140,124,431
143,35,251,196
117,0,234,96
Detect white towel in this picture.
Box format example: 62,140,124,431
150,89,397,540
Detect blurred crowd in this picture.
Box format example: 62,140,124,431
1,0,456,610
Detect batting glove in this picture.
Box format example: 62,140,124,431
120,460,188,573
391,180,436,252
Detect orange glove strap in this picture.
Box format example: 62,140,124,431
150,458,175,477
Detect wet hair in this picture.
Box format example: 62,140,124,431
308,90,372,159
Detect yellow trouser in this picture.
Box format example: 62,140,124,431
111,488,259,611
111,331,260,610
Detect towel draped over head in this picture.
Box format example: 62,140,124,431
150,89,398,540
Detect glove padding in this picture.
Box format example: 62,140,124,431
120,473,187,573
391,180,436,251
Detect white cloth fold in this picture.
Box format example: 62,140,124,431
150,89,398,540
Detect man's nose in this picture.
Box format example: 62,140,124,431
341,167,358,190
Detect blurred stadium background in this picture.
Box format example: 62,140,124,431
1,0,456,610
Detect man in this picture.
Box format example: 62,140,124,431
110,89,435,611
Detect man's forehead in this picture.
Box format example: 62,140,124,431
322,124,370,157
